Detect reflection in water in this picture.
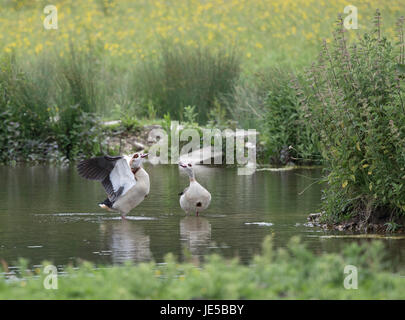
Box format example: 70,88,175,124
105,220,152,264
180,216,211,262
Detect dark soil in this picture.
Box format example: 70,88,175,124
308,211,405,233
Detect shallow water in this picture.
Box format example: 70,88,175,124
0,164,404,270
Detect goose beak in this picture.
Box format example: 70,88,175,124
141,153,148,158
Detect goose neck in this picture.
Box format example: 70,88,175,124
187,170,195,181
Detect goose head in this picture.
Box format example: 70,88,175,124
131,153,148,169
179,162,195,180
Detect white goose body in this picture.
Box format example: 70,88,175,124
179,163,211,216
112,167,150,214
77,153,149,218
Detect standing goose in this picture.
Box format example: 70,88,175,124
178,162,211,216
77,153,150,219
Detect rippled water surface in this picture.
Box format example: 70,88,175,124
0,164,404,269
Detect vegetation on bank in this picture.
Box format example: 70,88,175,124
1,237,404,299
300,12,405,228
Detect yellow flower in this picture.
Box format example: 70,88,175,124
35,44,43,54
208,32,214,41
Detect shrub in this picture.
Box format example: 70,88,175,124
132,44,241,123
300,11,405,224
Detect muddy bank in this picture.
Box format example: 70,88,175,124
308,212,405,233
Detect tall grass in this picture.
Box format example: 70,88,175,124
0,41,243,162
0,45,109,162
0,54,54,162
132,44,241,123
221,68,321,165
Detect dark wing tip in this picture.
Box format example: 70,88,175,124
77,159,101,180
77,156,121,181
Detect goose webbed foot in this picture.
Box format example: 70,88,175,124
99,198,113,211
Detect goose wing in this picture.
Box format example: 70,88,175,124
77,155,136,202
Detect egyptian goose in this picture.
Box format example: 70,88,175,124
77,153,150,219
178,162,211,216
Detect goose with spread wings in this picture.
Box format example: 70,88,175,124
77,153,150,219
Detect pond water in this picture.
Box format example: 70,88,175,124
0,164,404,271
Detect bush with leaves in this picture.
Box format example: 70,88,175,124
300,11,405,225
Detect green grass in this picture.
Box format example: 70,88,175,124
130,44,241,123
1,237,404,299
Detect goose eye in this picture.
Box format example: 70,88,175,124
188,163,192,167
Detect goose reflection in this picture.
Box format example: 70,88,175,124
180,216,211,262
108,220,152,264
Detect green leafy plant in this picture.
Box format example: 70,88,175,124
183,105,198,125
385,221,402,233
1,237,404,299
300,11,405,225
